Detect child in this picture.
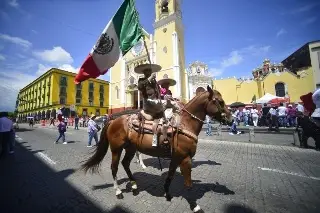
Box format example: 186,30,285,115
55,120,67,144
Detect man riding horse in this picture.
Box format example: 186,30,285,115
135,64,179,147
135,64,164,147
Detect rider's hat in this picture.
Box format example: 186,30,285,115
134,64,162,74
157,76,176,86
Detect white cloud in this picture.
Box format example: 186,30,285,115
8,0,19,8
0,54,5,61
0,33,32,48
302,17,317,25
0,11,10,20
276,28,287,37
208,45,271,77
33,46,73,64
36,63,79,75
221,51,243,68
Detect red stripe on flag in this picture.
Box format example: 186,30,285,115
74,54,101,84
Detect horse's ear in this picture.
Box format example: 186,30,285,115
207,85,214,100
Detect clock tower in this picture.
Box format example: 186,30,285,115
154,0,187,101
108,0,188,113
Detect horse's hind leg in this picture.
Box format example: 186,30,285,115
136,151,147,169
180,156,203,213
164,158,180,201
122,145,139,195
111,149,124,199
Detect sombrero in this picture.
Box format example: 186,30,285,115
157,76,176,86
134,64,162,74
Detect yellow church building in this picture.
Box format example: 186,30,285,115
108,0,319,112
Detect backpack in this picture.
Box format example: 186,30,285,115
59,123,66,132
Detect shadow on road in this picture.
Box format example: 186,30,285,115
0,142,132,213
223,203,258,213
15,128,34,132
140,157,221,170
93,171,234,211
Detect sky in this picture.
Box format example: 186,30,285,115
0,0,319,111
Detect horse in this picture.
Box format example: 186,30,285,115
297,116,320,150
81,86,232,213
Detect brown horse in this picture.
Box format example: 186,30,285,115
81,86,232,213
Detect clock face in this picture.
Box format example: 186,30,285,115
132,40,143,56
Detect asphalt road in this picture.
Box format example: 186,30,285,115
1,124,320,213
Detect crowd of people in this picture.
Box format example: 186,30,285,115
229,102,305,130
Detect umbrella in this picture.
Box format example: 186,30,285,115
269,97,290,104
229,102,246,108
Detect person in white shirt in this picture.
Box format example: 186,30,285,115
268,106,279,131
0,112,14,157
277,103,287,127
250,106,259,127
311,88,320,120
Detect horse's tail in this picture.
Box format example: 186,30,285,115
81,121,111,174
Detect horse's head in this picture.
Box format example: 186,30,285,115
204,86,233,125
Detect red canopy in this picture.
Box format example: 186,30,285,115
269,97,290,105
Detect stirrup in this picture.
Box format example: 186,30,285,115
163,139,169,144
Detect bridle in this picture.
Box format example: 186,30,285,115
181,96,225,123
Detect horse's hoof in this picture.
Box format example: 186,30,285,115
116,193,124,199
165,194,172,201
194,210,205,213
132,189,139,196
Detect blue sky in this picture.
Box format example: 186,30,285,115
0,0,319,111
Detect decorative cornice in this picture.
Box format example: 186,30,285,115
154,13,182,29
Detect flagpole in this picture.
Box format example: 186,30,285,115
143,36,161,99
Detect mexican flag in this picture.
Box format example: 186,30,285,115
75,0,143,84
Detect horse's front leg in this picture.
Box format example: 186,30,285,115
135,151,147,169
180,156,204,213
122,145,139,196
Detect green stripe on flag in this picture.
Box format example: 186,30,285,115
113,0,143,55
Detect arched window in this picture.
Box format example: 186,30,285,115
129,76,135,85
275,82,285,97
115,86,120,99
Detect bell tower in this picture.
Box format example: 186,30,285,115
154,0,187,101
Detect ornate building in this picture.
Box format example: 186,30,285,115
212,41,319,105
187,61,213,99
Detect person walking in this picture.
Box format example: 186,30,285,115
74,115,79,130
0,112,14,157
87,114,99,147
205,115,213,136
55,120,67,144
49,117,55,126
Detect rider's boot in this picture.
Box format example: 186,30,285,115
152,119,159,147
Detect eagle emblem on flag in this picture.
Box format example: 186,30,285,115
94,33,114,55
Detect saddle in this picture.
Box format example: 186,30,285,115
128,110,177,135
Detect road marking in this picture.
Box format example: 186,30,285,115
257,167,320,181
35,152,56,165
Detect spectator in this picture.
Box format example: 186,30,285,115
286,104,296,127
277,103,287,127
87,114,99,147
74,115,79,130
251,105,259,127
205,115,212,136
311,88,320,121
49,117,55,126
55,120,67,144
229,114,241,135
0,112,14,157
242,107,249,126
261,103,270,126
268,106,279,131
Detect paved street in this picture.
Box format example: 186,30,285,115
1,124,320,213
